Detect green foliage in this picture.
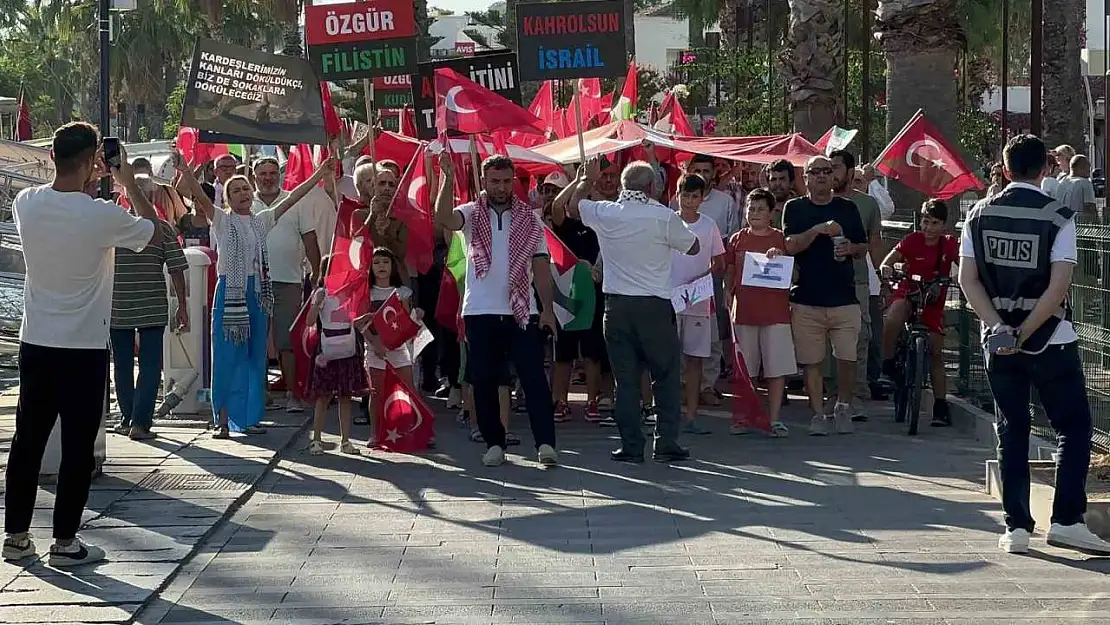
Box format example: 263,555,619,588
164,82,186,137
956,107,999,170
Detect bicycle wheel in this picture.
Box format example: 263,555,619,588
905,335,927,436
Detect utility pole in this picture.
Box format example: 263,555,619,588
1000,0,1008,152
861,0,872,160
1030,0,1043,137
98,0,111,199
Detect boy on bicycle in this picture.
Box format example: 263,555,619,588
878,199,959,427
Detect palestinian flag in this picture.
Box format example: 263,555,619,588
545,227,595,331
434,232,467,335
814,125,859,156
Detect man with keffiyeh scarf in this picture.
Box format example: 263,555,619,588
435,153,560,469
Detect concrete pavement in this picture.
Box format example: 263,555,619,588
121,396,1110,625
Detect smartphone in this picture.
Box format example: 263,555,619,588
103,137,122,169
986,330,1016,355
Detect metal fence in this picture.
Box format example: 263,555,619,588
886,202,1110,452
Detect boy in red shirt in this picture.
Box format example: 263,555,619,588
723,188,795,437
878,199,959,427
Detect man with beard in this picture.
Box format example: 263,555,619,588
353,163,408,282
435,154,559,468
252,156,323,413
765,159,797,229
829,149,883,421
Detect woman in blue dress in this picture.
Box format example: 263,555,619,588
173,153,335,438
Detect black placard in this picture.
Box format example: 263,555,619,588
181,40,327,146
515,0,628,81
410,51,522,140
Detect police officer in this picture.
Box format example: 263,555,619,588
959,134,1110,556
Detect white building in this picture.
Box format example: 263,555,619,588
633,4,691,73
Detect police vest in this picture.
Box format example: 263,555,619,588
965,185,1074,353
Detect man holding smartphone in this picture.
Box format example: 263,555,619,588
959,134,1110,556
3,124,161,567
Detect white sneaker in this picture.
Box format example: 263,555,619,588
2,534,35,561
1046,522,1110,555
999,528,1031,554
446,387,462,409
832,402,854,434
482,445,505,467
48,537,106,567
537,444,558,466
808,415,830,436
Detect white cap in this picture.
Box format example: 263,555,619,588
542,171,570,189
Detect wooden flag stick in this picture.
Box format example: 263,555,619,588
573,91,587,165
363,79,377,163
467,135,482,198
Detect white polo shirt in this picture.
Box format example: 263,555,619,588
455,202,549,316
14,185,155,349
254,190,316,284
580,196,698,299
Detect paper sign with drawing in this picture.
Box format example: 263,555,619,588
741,252,793,290
671,273,714,314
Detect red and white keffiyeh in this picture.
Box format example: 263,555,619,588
469,192,541,327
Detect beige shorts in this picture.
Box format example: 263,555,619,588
735,323,797,379
791,304,861,365
677,314,713,359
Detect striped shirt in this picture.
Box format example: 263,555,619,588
111,220,188,329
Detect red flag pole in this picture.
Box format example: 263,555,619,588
363,79,377,163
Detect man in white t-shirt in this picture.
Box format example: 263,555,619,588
435,153,559,469
253,156,324,413
4,123,159,568
959,133,1110,557
568,159,699,464
671,174,726,435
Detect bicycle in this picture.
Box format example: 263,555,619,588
884,265,952,436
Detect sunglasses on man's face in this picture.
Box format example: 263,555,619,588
806,167,833,175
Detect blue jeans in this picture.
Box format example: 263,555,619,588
110,326,166,429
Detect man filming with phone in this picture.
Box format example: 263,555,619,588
4,124,162,567
959,133,1110,556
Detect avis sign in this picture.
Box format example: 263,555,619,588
304,0,417,81
515,0,628,81
411,52,521,140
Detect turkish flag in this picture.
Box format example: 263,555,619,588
324,197,372,318
434,67,546,136
400,105,419,138
375,364,435,453
728,324,771,433
389,146,435,274
289,301,319,401
321,82,342,139
13,87,32,141
371,291,420,351
176,127,229,167
282,144,319,191
874,110,985,200
655,92,695,136
577,78,604,122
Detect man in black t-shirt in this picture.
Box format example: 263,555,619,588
783,156,868,436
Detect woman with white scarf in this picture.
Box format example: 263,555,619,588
173,153,336,439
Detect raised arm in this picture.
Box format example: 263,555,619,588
435,151,464,231
272,158,335,223
173,153,215,222
551,168,583,226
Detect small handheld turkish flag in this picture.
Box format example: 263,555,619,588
371,291,420,351
874,109,985,200
728,323,771,433
376,364,435,453
288,301,319,402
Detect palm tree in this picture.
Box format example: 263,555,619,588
624,0,637,65
781,0,844,141
1042,3,1084,151
672,0,721,48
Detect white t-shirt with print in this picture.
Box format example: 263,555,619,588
959,182,1078,345
670,214,724,317
454,203,548,317
14,185,155,349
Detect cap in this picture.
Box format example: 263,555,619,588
542,171,570,189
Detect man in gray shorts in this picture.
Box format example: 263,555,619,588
252,156,324,412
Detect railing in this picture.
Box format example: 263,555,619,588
884,210,1110,453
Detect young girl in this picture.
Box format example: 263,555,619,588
305,256,369,455
358,248,423,447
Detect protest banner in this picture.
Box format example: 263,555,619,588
515,0,628,81
304,0,417,81
412,51,521,140
181,39,327,147
198,129,265,145
373,75,414,108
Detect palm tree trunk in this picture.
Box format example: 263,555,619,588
783,0,844,141
1042,0,1085,151
689,13,705,48
624,0,636,63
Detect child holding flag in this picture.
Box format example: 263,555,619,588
305,256,369,456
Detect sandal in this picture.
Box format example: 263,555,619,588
340,440,360,455
213,426,230,439
128,429,157,441
769,421,790,438
244,425,267,435
112,423,130,436
505,431,521,446
469,427,484,443
308,440,324,455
